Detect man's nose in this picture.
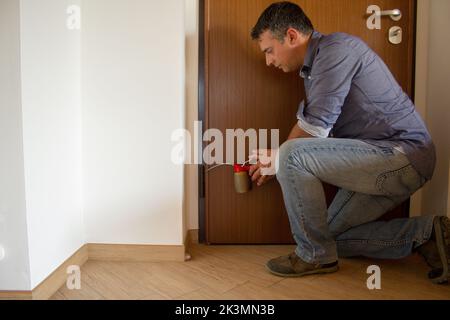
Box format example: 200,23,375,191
266,56,274,67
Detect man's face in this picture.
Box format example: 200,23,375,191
258,29,306,73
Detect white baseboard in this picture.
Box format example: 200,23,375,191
1,239,195,300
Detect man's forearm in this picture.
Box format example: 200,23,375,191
287,122,313,141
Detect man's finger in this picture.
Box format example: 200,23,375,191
258,175,276,187
257,175,267,187
249,163,260,176
251,167,262,182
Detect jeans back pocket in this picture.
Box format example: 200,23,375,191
376,165,426,197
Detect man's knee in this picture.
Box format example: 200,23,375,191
276,139,302,180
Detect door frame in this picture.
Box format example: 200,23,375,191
198,0,206,243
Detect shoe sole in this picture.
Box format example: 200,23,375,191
265,264,339,278
431,217,450,285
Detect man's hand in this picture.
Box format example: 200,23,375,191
249,123,311,187
249,149,279,187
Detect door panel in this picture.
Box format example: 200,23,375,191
202,0,416,244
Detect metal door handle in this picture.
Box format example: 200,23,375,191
378,9,402,21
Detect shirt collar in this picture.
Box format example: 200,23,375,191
299,30,323,79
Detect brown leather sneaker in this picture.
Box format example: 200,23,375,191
430,216,450,284
418,216,450,284
266,252,339,278
417,240,442,269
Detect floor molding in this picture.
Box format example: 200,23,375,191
188,229,199,245
0,291,33,300
184,229,199,261
0,244,89,300
88,243,185,263
32,244,89,300
1,240,194,300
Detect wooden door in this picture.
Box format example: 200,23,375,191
200,0,416,244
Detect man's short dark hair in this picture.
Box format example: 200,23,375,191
251,1,314,41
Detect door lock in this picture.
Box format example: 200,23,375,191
389,26,403,45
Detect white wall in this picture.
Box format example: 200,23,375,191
1,0,186,291
82,0,185,245
19,0,85,289
420,0,450,218
0,0,31,291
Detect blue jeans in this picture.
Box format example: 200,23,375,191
276,138,435,264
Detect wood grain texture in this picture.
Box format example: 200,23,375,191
203,0,415,244
51,243,450,300
0,243,187,300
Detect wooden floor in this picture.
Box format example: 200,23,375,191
51,244,450,300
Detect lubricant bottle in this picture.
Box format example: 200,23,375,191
234,164,252,194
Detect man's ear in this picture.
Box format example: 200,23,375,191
286,28,299,45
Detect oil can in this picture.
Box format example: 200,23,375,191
234,164,252,194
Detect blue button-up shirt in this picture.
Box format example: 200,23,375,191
297,31,436,180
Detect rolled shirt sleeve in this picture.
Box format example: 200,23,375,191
297,42,361,138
